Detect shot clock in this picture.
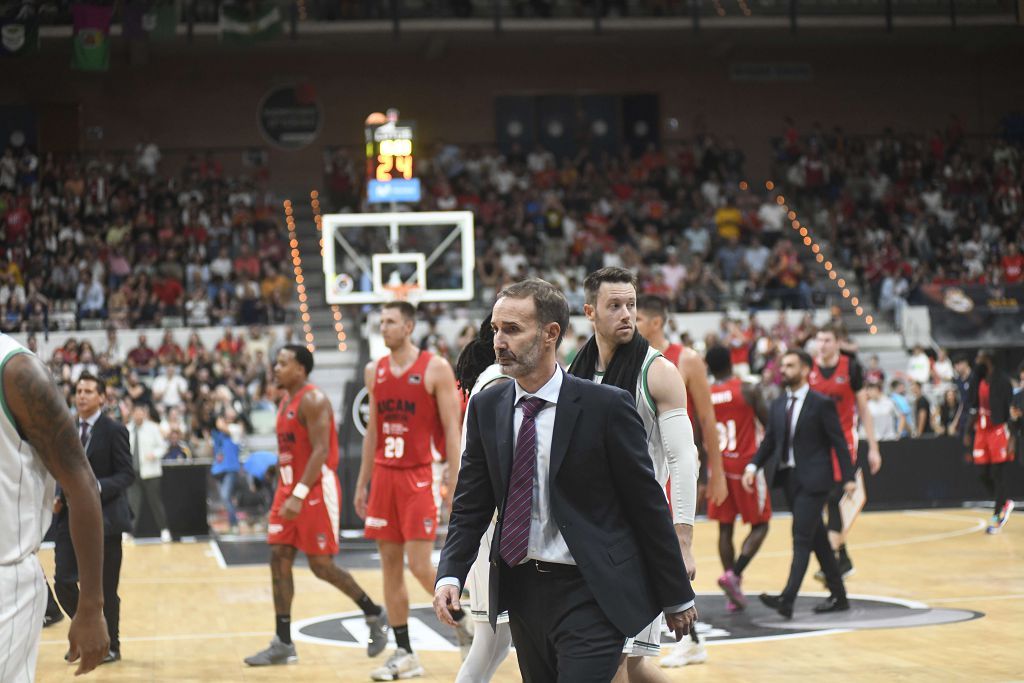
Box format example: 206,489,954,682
365,109,422,204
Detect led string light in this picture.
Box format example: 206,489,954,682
712,0,726,16
283,200,316,352
309,190,347,353
736,0,752,16
764,181,877,335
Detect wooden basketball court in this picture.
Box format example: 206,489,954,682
34,507,1023,682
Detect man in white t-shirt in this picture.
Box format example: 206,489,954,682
864,382,904,441
906,346,932,385
152,365,189,411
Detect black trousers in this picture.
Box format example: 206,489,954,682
504,561,625,683
979,462,1011,514
53,524,123,653
128,476,168,534
776,469,846,604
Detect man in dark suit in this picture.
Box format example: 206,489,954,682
433,278,696,682
54,372,134,663
742,349,855,619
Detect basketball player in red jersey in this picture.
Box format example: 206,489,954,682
245,345,388,667
636,295,727,507
967,351,1015,534
355,302,464,680
704,346,770,614
809,324,882,579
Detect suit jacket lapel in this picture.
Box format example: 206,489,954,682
495,383,515,494
549,374,581,481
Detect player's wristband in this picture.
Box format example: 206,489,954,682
744,463,758,475
291,483,310,501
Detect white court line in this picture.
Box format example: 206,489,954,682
925,594,1024,604
207,539,228,570
847,517,986,551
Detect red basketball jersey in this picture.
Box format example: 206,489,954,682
276,384,339,493
662,343,684,367
810,354,858,444
374,350,440,468
710,377,758,473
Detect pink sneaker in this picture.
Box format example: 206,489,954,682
725,597,740,613
717,569,747,608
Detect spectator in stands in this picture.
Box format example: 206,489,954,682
907,345,932,385
953,354,973,436
865,354,886,387
157,330,185,366
865,381,903,441
127,334,158,376
889,379,913,438
910,380,934,437
932,348,954,384
938,388,961,436
163,427,193,462
152,364,190,412
76,269,106,320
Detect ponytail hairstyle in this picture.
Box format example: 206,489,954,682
455,314,497,397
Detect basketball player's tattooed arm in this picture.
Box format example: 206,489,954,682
279,388,333,521
648,356,699,580
4,353,109,675
742,381,770,427
427,356,463,514
680,349,727,506
354,360,378,519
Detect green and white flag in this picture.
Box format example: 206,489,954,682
71,3,113,71
219,1,283,43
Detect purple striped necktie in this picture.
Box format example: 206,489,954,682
499,396,547,567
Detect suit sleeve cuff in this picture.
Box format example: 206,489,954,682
435,576,461,593
664,599,695,614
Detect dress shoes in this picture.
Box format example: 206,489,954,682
758,593,793,619
813,595,850,614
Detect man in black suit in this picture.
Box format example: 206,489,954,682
742,349,855,619
433,278,696,682
54,372,134,663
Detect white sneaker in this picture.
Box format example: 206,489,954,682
121,532,133,544
370,648,424,680
160,529,173,543
660,636,708,667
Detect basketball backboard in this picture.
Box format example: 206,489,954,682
321,211,475,305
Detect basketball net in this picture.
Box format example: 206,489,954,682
382,282,422,305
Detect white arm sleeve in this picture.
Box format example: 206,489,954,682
659,407,699,526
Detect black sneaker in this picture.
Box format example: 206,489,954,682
43,613,64,628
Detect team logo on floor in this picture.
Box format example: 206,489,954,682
291,594,982,652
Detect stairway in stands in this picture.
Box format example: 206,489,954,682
287,201,362,402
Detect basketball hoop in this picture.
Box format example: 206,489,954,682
382,282,422,305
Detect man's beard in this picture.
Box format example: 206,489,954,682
496,330,543,378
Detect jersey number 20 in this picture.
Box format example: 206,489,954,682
384,436,405,459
